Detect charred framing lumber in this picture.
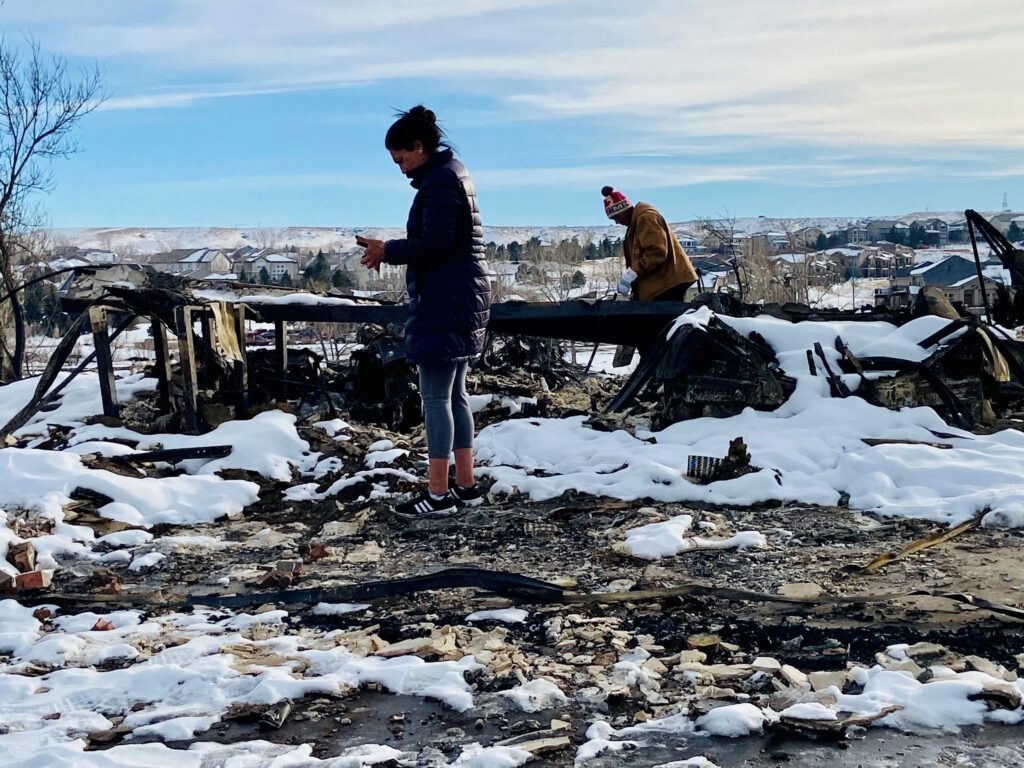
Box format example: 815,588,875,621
175,306,200,433
1,301,136,438
151,316,172,413
89,307,120,417
233,304,249,412
121,445,233,465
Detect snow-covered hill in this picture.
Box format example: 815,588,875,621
48,211,988,254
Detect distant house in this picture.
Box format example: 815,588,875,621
773,251,840,286
988,211,1023,235
81,250,118,264
797,226,825,248
947,219,969,243
845,221,869,244
876,254,1006,314
176,248,233,276
823,245,864,277
674,229,701,252
866,220,909,243
233,248,300,283
146,248,231,276
910,218,949,247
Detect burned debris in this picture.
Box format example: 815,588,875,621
2,209,1024,766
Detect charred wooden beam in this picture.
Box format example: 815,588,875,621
198,311,214,388
175,306,200,433
122,445,233,464
274,319,288,400
233,304,249,412
151,316,172,413
89,307,120,417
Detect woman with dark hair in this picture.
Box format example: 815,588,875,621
358,106,491,516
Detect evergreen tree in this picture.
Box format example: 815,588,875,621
886,226,907,246
815,233,828,250
908,224,926,248
332,268,354,288
303,251,331,287
278,272,293,287
507,241,522,263
258,266,271,285
1007,221,1023,243
584,242,599,260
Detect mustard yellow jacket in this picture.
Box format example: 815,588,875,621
623,202,698,300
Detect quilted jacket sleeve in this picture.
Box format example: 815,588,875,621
631,208,671,278
384,170,462,267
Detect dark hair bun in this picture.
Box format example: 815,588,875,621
386,106,446,153
409,105,436,125
601,185,614,196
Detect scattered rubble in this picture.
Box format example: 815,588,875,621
0,220,1023,765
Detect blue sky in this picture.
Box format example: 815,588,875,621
3,0,1024,227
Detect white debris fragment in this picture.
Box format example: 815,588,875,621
500,678,569,712
466,608,528,624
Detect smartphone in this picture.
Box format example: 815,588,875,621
355,235,368,247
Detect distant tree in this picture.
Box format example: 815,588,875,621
908,223,926,248
886,226,907,246
331,268,354,288
584,241,599,260
258,266,271,285
1007,221,1023,243
815,233,829,250
303,251,331,287
524,236,544,261
507,241,522,263
827,232,847,247
277,272,293,287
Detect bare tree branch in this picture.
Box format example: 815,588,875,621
0,36,104,379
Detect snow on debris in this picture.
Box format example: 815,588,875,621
477,310,1024,528
621,514,767,560
575,657,1024,763
498,678,569,712
0,603,481,764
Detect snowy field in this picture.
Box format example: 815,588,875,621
0,307,1023,765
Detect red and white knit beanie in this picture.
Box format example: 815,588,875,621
602,185,631,218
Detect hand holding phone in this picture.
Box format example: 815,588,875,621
355,235,368,248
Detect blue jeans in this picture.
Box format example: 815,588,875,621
418,360,474,460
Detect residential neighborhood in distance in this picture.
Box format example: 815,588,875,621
34,207,1024,318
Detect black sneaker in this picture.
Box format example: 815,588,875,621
394,490,458,517
450,484,485,507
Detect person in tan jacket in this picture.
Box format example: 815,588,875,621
602,185,697,301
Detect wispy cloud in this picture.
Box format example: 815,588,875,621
15,0,1022,149
8,0,1024,203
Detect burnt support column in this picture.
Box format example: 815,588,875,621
274,318,288,401
151,316,172,413
175,306,199,433
233,304,249,412
89,307,120,417
198,309,214,387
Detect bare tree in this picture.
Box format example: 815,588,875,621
0,37,103,379
696,213,745,299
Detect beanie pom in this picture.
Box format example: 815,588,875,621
601,185,614,197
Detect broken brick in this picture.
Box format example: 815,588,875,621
6,542,36,573
14,570,52,591
303,541,329,564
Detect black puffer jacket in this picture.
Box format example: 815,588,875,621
384,149,491,364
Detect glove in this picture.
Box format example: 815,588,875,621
617,268,637,296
